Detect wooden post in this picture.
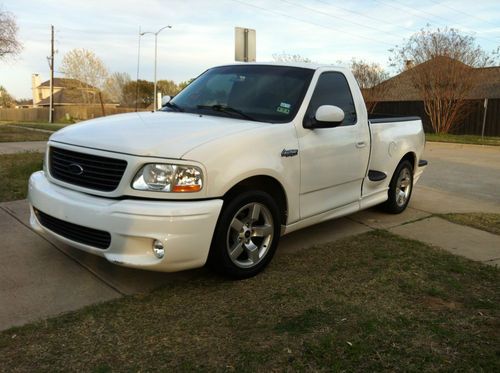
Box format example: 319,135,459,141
98,91,106,117
481,98,488,140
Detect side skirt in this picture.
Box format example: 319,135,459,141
281,190,388,236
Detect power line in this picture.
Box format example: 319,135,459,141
313,0,417,34
428,0,499,28
279,0,404,41
374,0,500,44
58,26,136,37
232,0,395,48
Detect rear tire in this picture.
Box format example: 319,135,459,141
208,190,281,279
382,160,413,214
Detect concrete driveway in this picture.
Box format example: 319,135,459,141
1,141,499,331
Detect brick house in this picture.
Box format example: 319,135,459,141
368,58,500,136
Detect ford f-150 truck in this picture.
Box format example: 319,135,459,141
29,63,427,278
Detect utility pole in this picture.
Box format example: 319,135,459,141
48,25,55,123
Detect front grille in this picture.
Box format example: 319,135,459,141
35,209,111,249
49,147,127,192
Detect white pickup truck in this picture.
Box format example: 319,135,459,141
29,63,427,278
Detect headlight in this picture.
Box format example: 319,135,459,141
132,163,203,192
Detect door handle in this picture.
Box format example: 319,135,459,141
356,141,366,148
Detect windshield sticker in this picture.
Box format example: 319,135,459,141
276,106,290,114
277,102,291,114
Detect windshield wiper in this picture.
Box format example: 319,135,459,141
164,101,184,112
196,104,257,121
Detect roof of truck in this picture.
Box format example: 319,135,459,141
216,62,346,70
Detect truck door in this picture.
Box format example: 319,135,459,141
297,71,370,218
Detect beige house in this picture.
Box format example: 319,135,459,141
31,74,116,107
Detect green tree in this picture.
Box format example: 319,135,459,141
178,79,195,91
0,85,15,108
122,80,154,108
157,80,180,96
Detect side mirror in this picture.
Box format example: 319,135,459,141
161,95,171,107
303,105,345,129
315,105,344,123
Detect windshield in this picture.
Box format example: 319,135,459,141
163,65,314,123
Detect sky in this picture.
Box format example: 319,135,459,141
1,0,499,99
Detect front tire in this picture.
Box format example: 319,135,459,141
382,160,414,214
208,191,281,279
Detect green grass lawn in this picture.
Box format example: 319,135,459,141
425,133,500,146
440,213,500,235
0,126,51,142
1,230,498,371
0,152,44,202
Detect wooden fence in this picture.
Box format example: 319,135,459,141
0,105,145,122
2,100,499,137
373,99,500,136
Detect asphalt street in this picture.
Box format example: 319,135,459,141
419,142,500,205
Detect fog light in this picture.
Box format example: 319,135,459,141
152,240,165,259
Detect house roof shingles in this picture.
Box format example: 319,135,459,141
372,58,500,102
38,78,95,89
37,89,90,106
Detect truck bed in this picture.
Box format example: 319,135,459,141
361,114,426,205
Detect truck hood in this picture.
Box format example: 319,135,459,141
50,112,263,159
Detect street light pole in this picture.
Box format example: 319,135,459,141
141,25,172,111
135,25,142,112
154,31,158,111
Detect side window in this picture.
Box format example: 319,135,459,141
305,72,357,126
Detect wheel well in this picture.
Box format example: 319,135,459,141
223,176,288,225
401,152,416,172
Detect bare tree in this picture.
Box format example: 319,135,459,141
272,51,311,63
390,26,497,134
0,8,22,60
350,59,389,113
60,49,109,104
104,72,131,105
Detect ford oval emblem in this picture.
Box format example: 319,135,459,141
68,163,84,176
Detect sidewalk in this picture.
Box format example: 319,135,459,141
390,217,500,266
0,205,119,331
0,141,47,154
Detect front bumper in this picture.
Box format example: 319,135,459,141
28,171,223,272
